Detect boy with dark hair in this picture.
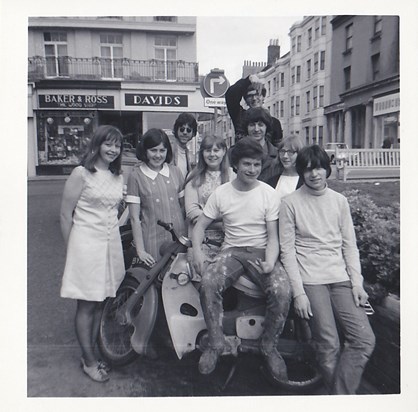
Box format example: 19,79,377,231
279,145,375,394
225,74,283,146
192,137,291,379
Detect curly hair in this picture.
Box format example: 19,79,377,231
242,107,273,136
173,113,198,139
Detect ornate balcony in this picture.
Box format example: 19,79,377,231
28,56,199,83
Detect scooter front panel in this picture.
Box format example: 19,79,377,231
162,253,206,359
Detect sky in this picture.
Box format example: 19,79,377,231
196,16,303,84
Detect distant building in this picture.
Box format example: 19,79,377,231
28,16,210,176
325,15,400,148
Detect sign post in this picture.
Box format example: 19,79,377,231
201,69,229,136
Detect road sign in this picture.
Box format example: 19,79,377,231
204,97,226,107
203,69,229,98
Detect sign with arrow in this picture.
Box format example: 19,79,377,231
203,69,230,98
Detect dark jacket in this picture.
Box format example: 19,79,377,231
225,76,283,147
266,171,304,190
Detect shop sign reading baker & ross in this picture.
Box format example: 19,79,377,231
39,94,115,109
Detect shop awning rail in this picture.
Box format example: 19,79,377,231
28,56,199,83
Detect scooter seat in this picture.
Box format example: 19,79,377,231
233,274,264,299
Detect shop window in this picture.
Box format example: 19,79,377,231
155,35,177,81
43,31,68,77
100,33,123,79
37,113,93,166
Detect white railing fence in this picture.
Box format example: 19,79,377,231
336,148,400,167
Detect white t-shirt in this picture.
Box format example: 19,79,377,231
203,181,280,249
275,175,300,206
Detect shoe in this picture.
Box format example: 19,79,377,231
81,358,109,382
81,357,111,373
198,347,223,375
262,348,288,382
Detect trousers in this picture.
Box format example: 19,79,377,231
304,281,376,394
200,247,291,353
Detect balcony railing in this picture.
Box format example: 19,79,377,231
28,56,199,83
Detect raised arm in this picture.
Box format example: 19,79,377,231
225,76,251,129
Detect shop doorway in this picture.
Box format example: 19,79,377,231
98,111,142,148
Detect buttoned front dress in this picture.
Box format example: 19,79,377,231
60,166,125,302
126,163,186,260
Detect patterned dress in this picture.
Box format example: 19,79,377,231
126,163,186,260
61,166,125,301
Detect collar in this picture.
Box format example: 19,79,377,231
301,183,328,196
140,163,170,180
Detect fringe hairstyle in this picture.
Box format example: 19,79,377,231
81,125,123,175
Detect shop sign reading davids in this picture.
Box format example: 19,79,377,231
39,94,114,109
125,93,187,107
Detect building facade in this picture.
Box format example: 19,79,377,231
28,16,210,176
325,15,400,149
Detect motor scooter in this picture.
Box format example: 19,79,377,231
98,220,321,391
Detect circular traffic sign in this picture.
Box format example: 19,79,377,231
203,70,230,98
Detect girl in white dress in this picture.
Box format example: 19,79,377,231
60,125,125,382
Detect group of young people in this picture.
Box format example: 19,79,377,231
59,78,375,394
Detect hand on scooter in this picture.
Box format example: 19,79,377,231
192,248,206,275
137,250,156,267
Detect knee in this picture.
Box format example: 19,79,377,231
357,327,376,356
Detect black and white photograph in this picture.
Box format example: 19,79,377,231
2,0,417,411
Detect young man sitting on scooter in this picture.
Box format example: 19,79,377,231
192,137,291,379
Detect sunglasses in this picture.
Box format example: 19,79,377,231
179,126,192,133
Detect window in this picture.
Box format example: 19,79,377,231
154,16,177,22
374,16,382,34
273,103,276,118
371,53,380,80
155,35,177,80
297,35,302,52
307,28,312,48
320,51,326,70
273,77,276,94
305,127,310,145
321,16,327,35
314,52,319,73
295,96,300,115
280,100,284,118
344,66,351,90
319,85,324,107
345,23,353,52
313,86,318,109
280,72,285,87
312,126,317,143
315,18,320,39
43,31,68,77
296,66,301,83
306,91,311,113
291,37,296,54
100,33,123,78
306,59,311,79
291,67,296,85
318,126,324,146
290,96,295,117
267,81,271,97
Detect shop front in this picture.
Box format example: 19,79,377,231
373,92,400,148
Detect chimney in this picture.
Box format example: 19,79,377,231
267,38,280,65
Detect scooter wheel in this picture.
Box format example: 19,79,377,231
98,276,140,366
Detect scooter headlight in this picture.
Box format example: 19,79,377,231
177,272,191,286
